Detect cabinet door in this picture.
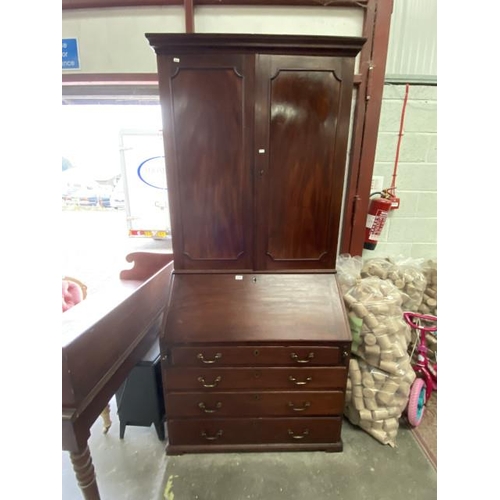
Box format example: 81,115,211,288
254,55,355,271
157,54,255,270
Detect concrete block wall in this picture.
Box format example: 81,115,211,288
362,83,437,261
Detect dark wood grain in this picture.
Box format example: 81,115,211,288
169,346,346,365
255,55,355,270
166,390,345,416
164,273,351,343
163,366,348,390
267,67,339,265
167,416,342,447
158,54,254,270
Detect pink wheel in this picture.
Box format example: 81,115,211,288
407,378,426,427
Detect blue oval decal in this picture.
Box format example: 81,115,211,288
137,156,167,190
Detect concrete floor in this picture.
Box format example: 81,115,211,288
62,398,437,500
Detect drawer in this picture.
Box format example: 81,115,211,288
165,391,345,417
167,417,342,446
164,367,347,391
168,345,348,367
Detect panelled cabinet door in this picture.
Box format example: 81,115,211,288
157,53,255,270
149,35,363,272
254,55,356,271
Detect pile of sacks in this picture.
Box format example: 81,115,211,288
418,259,438,316
360,256,428,313
338,254,436,446
345,357,415,446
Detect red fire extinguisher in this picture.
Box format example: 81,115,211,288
364,194,394,250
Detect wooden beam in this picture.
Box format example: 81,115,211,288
340,0,393,256
193,0,367,5
184,0,195,32
62,0,367,10
62,73,158,84
340,0,375,255
350,0,393,255
62,0,181,9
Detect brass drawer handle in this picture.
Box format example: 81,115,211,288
288,429,310,440
201,429,223,441
198,402,222,413
197,352,222,364
198,376,222,388
291,352,314,364
288,375,312,386
288,401,311,412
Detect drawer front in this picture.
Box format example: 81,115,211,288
168,345,347,367
167,417,342,446
166,391,344,417
164,366,347,391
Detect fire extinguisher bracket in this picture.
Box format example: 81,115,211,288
390,197,400,210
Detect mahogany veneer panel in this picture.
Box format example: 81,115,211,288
165,273,350,344
167,417,342,447
163,366,348,391
165,391,345,417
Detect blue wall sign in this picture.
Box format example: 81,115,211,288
62,38,80,70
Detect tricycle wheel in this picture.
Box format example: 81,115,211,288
407,378,426,427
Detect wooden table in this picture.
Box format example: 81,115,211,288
62,252,174,500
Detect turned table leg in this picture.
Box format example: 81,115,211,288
69,444,101,500
100,403,112,434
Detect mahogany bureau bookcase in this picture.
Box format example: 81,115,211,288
145,33,365,454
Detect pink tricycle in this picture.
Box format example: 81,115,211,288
403,311,437,427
